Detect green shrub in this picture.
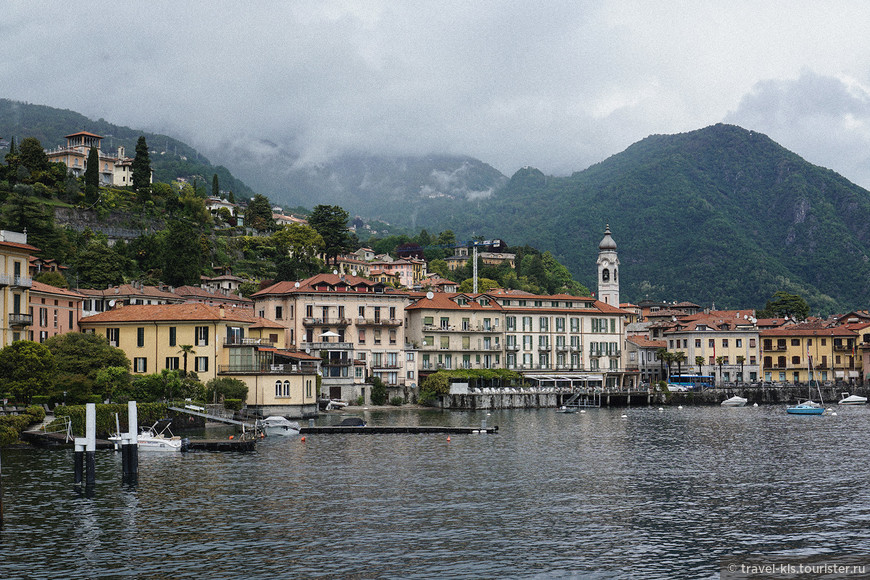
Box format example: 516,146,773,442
355,396,364,406
418,372,450,405
32,395,51,406
224,399,242,411
23,405,46,423
0,425,18,446
0,415,30,431
370,376,388,406
389,396,404,406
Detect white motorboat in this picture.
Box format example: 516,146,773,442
325,399,348,410
721,395,748,407
259,416,301,436
838,393,868,405
110,420,184,451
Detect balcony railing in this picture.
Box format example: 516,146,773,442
300,341,353,350
371,362,402,369
8,313,33,327
505,344,520,351
356,317,403,327
218,363,318,375
222,337,276,347
0,274,32,288
302,317,352,327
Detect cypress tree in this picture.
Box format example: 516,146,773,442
132,136,151,191
84,146,100,203
212,173,220,198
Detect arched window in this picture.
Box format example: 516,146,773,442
614,268,618,282
275,380,282,397
602,268,610,282
284,381,291,397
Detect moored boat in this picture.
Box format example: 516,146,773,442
110,419,184,451
838,393,867,405
259,416,301,436
786,400,825,415
721,395,748,407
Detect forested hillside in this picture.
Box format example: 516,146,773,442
0,99,254,199
418,124,870,313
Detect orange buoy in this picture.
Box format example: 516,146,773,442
447,436,451,442
229,435,234,440
300,436,306,442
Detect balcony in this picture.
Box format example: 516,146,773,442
371,362,402,370
0,274,32,289
222,337,276,347
322,359,353,367
833,344,855,352
300,341,353,350
303,317,352,327
556,345,570,352
217,363,318,375
8,313,32,327
505,344,520,351
538,344,552,351
356,317,402,327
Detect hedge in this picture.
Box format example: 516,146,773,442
52,402,169,438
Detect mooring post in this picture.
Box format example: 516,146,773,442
85,403,96,487
481,417,487,430
74,438,85,484
126,401,138,477
1,448,4,527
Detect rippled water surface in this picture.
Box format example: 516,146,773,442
2,405,870,579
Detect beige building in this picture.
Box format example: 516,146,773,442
46,132,152,187
0,230,38,348
79,303,319,417
252,273,411,402
405,292,505,373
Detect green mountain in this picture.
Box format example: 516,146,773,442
419,124,870,313
0,98,254,198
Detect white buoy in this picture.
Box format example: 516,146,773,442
580,410,586,413
621,413,627,418
678,405,683,409
658,407,664,411
753,403,758,407
832,412,838,416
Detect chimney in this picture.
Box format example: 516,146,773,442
219,306,226,318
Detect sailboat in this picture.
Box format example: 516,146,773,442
786,354,825,415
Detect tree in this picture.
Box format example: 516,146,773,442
161,219,205,286
205,377,249,404
428,258,449,278
308,204,351,266
94,366,130,403
84,146,100,203
270,224,324,281
736,355,745,384
178,345,194,376
458,277,500,293
673,351,686,377
369,375,388,405
0,341,56,403
245,194,274,231
132,136,151,191
73,239,131,288
18,137,49,174
695,355,705,376
4,136,18,184
35,271,69,288
212,173,220,198
44,332,130,399
716,356,725,385
758,291,810,321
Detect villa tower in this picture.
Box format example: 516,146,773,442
597,225,619,306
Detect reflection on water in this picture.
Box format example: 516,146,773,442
2,406,870,579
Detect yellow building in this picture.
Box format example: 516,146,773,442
80,303,320,417
0,230,38,348
761,325,859,385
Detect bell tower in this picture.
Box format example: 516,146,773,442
597,224,619,306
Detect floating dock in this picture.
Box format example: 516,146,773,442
299,425,498,434
21,430,256,451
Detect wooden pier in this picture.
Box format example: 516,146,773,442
21,430,256,451
300,425,498,435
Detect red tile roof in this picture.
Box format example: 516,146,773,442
81,303,263,324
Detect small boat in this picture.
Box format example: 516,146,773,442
721,395,748,407
336,417,366,427
556,405,577,413
838,393,868,405
786,400,825,415
259,416,301,436
110,419,184,451
326,399,349,410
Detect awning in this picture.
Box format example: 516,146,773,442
849,371,859,378
835,370,845,378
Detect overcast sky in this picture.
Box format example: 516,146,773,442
4,1,870,187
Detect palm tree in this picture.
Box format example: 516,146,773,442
179,345,194,377
656,348,669,385
695,355,705,376
716,356,725,386
674,351,687,378
736,355,745,385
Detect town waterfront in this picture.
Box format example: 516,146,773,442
2,406,870,579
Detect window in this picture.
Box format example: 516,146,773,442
374,329,381,344
722,339,728,348
195,326,209,346
166,357,179,370
792,356,800,365
539,317,549,332
791,339,800,346
389,307,396,319
406,352,415,361
195,357,208,373
750,339,756,348
169,327,176,347
736,339,742,348
709,339,715,348
359,306,365,317
423,336,434,346
506,316,516,331
462,336,470,349
275,306,283,320
440,336,450,350
423,316,434,326
134,358,147,373
440,317,450,329
358,329,366,344
39,308,47,326
107,328,120,347
389,329,397,344
275,381,282,397
555,317,565,332
522,316,532,331
695,339,701,348
570,318,580,332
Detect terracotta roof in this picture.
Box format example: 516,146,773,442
0,240,40,253
406,292,504,312
80,303,262,324
627,337,667,348
760,325,856,337
30,280,85,299
253,273,405,297
174,285,253,304
65,131,103,139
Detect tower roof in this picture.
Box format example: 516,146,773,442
599,224,617,251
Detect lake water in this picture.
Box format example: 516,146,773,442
2,405,870,579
